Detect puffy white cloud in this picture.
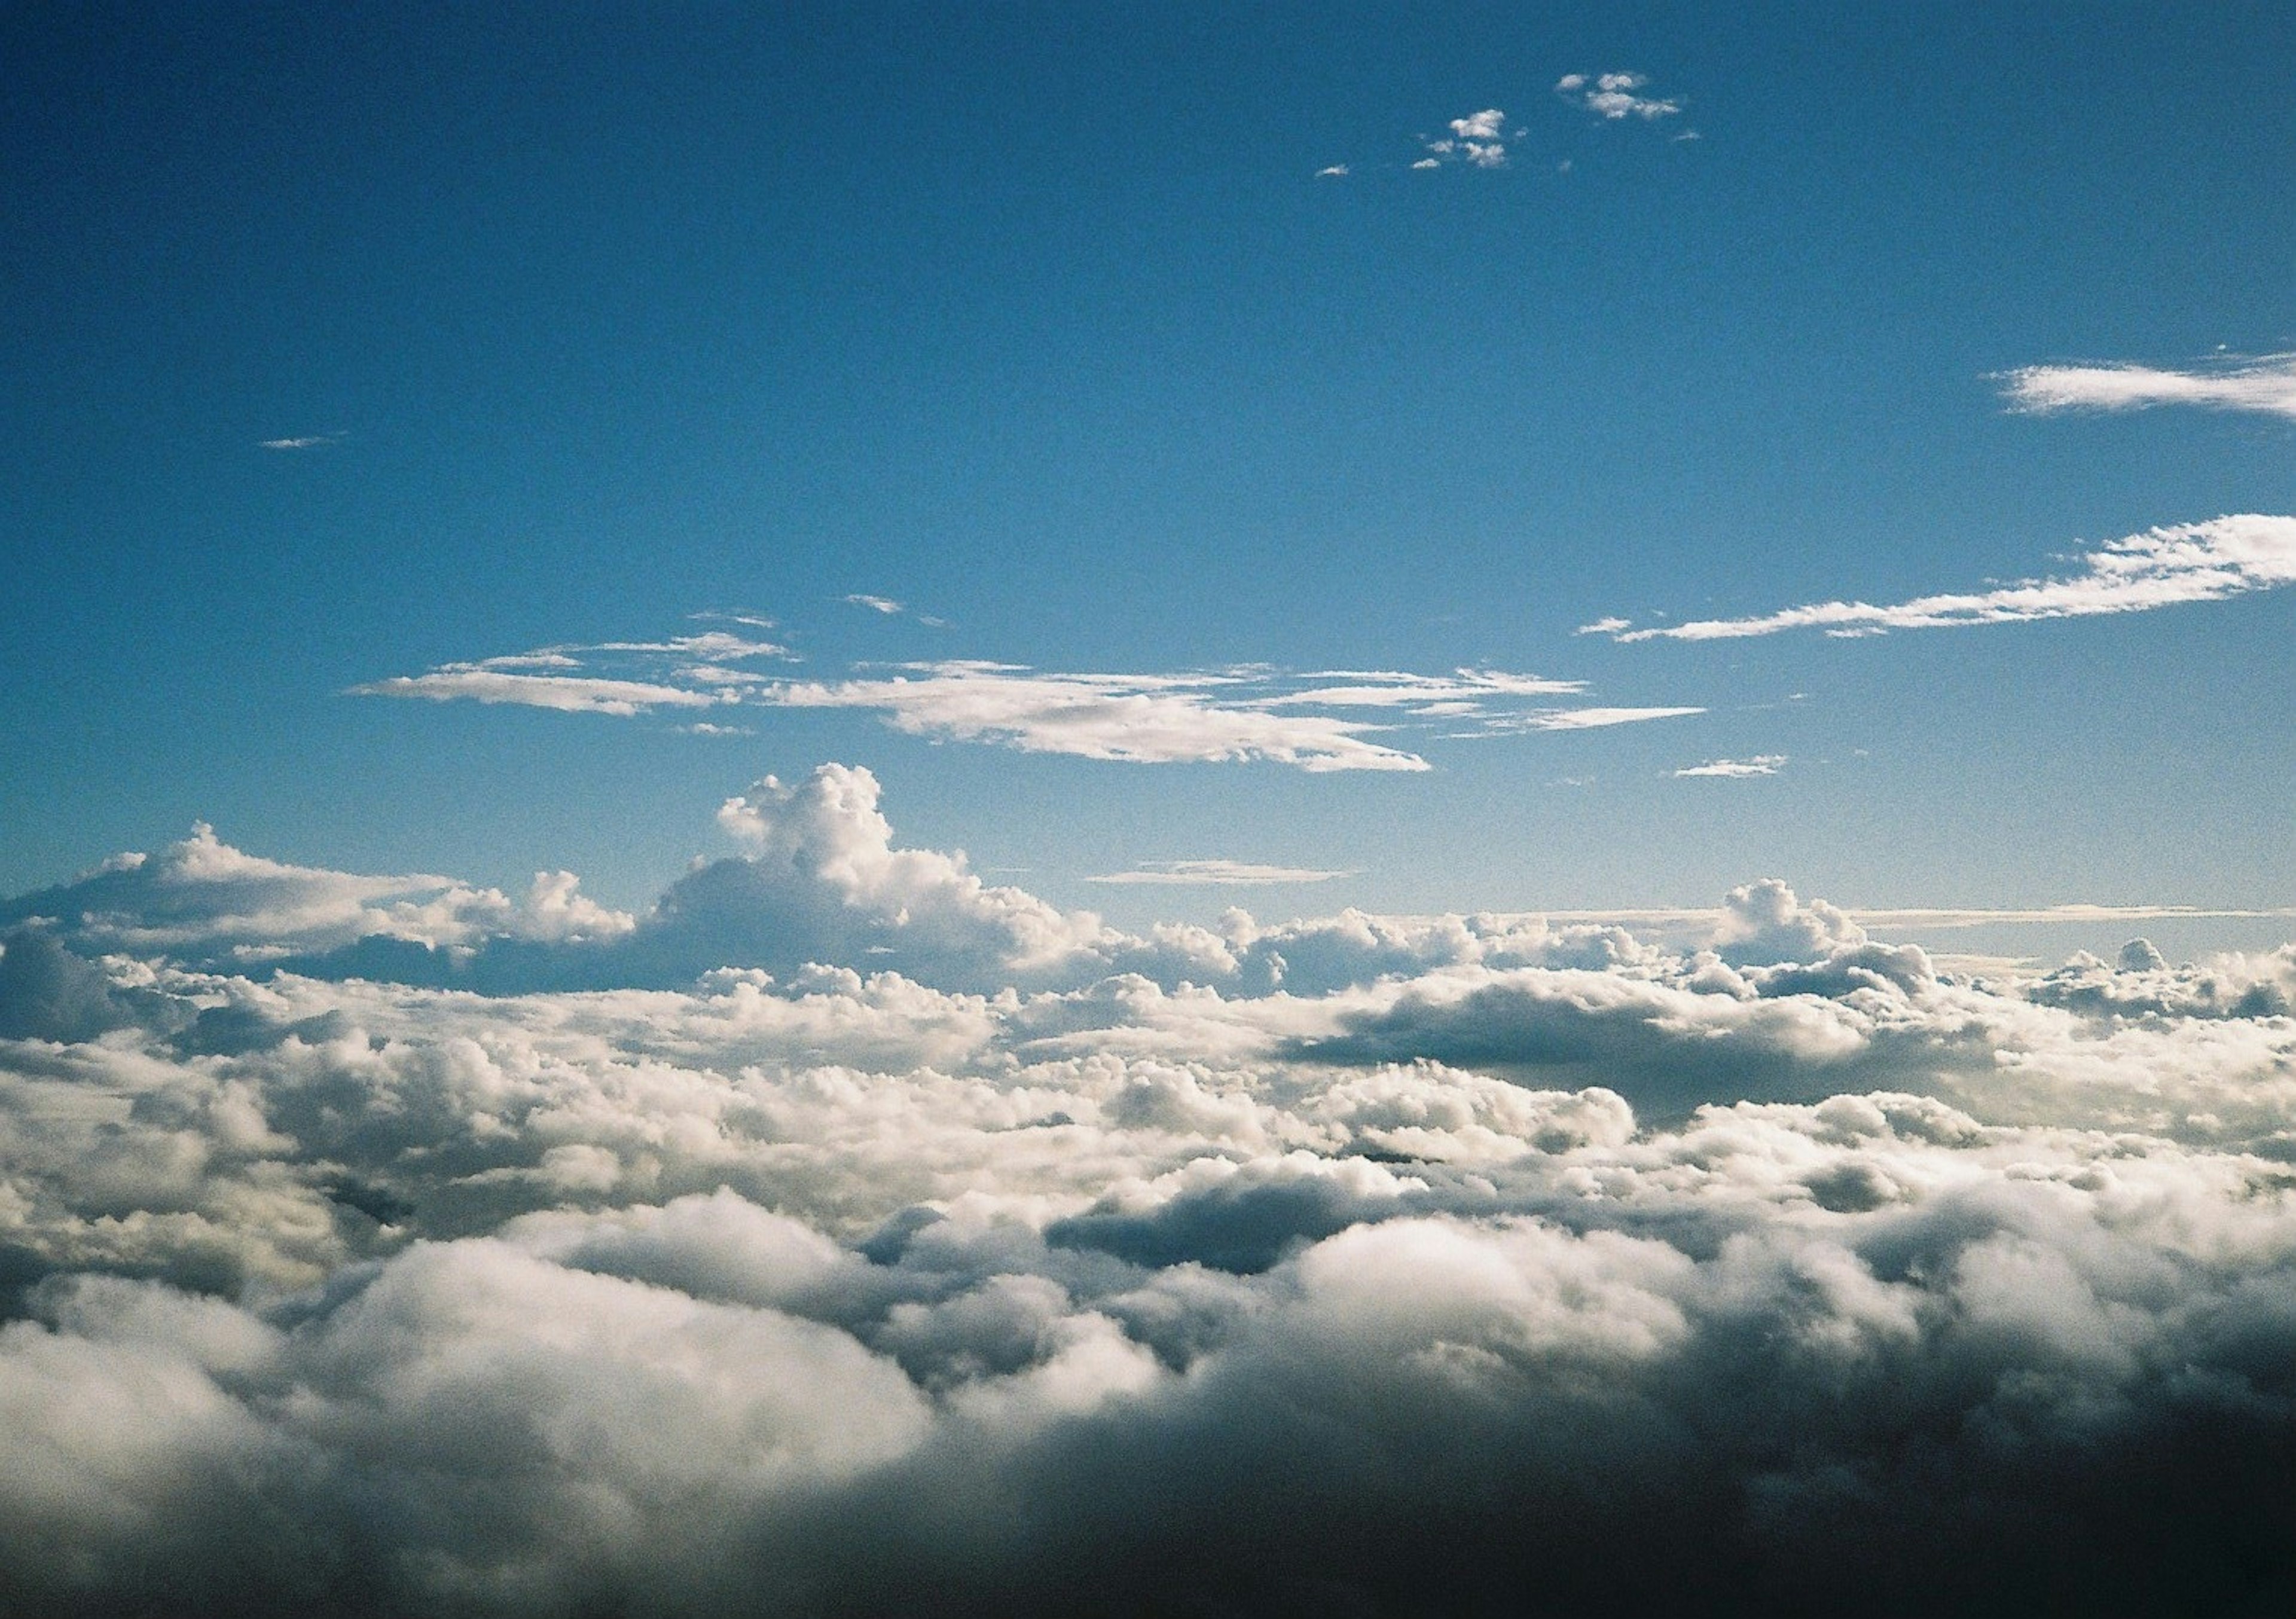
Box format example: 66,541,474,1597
1558,71,1683,121
0,825,632,966
4,794,2295,1613
1590,514,2296,640
2001,353,2296,420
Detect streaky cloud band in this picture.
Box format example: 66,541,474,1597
1585,514,2296,641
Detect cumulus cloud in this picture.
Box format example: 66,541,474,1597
4,795,2294,1615
1419,107,1508,167
1588,514,2296,640
1558,71,1683,121
1677,754,1785,777
357,637,1690,773
2001,353,2296,420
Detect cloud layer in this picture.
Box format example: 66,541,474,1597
1590,514,2296,640
2,792,2293,1615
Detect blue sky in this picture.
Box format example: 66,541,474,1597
7,2,2294,945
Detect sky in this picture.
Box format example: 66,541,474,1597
4,7,2296,1615
7,1,2294,951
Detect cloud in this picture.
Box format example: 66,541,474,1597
1676,754,1785,778
1589,514,2296,640
845,594,906,614
1087,861,1354,887
356,636,1692,774
257,432,344,450
1315,164,1348,178
1417,108,1508,169
1558,71,1682,121
2001,353,2296,420
350,669,732,715
1476,705,1706,731
3,801,2295,1612
765,664,1434,772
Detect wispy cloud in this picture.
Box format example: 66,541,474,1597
1676,755,1784,778
1315,163,1348,179
1476,705,1706,732
355,634,1700,772
1556,71,1681,121
349,670,733,717
257,432,345,450
2000,353,2296,420
845,594,906,614
1586,514,2296,642
1086,859,1355,887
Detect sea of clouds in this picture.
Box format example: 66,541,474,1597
1,765,2291,1616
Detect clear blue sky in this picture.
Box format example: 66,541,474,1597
7,2,2293,930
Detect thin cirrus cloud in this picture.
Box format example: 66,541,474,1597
1675,755,1785,778
1584,514,2296,642
257,432,345,450
354,633,1705,772
1086,859,1356,887
2000,353,2296,420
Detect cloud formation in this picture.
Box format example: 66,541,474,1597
1419,108,1510,169
2001,353,2296,420
3,792,2292,1615
357,636,1698,773
1086,860,1354,887
0,780,2286,1607
1677,754,1785,777
1588,514,2296,640
1557,71,1682,121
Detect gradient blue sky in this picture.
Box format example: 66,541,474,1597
8,1,2293,942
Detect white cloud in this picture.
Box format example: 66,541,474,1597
845,594,906,614
1478,705,1706,731
5,799,2296,1612
1418,109,1506,169
1558,70,1682,121
765,664,1433,772
355,637,1689,772
2000,353,2296,420
1589,513,2296,640
1316,164,1348,178
1087,860,1355,887
4,810,2295,1612
349,668,731,715
257,432,344,450
1676,754,1785,778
